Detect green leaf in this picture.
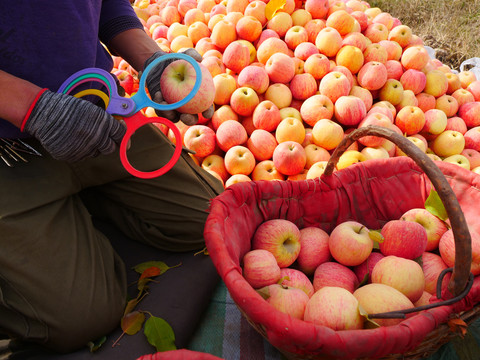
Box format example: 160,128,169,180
425,189,448,221
368,230,384,244
86,336,106,353
358,272,369,288
358,304,380,328
256,286,271,300
144,315,176,352
121,311,146,335
124,298,140,316
132,261,181,275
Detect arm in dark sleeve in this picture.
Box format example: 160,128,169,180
99,0,144,49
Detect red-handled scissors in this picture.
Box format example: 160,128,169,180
57,53,202,179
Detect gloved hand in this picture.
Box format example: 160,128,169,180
21,89,126,162
143,48,215,126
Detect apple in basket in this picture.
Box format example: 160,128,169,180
252,219,301,268
296,227,331,276
353,251,385,284
371,255,426,303
304,286,364,330
353,283,415,327
328,221,374,266
257,283,310,320
379,219,428,259
279,268,315,298
159,59,215,114
242,249,281,289
313,262,359,293
400,208,449,251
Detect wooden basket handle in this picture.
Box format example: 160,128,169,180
324,125,472,296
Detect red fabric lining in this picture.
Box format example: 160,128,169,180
204,156,480,359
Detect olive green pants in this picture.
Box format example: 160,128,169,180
0,124,223,352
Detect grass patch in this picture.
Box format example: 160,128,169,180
367,0,480,70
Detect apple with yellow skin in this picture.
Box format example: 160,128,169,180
424,70,449,98
435,94,459,118
315,27,343,58
275,117,305,144
230,87,260,117
336,150,367,170
422,109,447,135
304,53,330,80
400,45,430,71
306,161,329,179
372,255,425,303
354,283,414,327
225,174,251,188
431,130,465,157
224,145,256,176
388,24,413,48
439,229,480,276
279,107,302,121
304,144,330,169
443,154,471,170
251,160,285,181
361,146,390,160
264,83,293,110
452,89,475,108
212,73,237,106
379,79,404,106
311,119,344,151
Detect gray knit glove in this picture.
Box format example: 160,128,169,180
143,49,214,125
22,89,126,162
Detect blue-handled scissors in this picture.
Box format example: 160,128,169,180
57,52,202,179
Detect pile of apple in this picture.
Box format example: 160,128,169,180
242,207,480,329
113,0,480,188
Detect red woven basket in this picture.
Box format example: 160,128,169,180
204,126,480,359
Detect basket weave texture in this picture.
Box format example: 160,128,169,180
204,154,480,359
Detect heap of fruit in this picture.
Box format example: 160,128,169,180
242,203,480,329
113,0,480,188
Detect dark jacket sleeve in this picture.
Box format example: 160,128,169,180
98,0,144,46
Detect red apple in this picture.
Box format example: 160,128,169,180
279,268,314,297
272,141,307,176
242,249,281,289
296,227,331,276
252,219,301,268
352,251,385,284
380,219,428,259
313,262,359,293
400,208,448,251
160,59,215,114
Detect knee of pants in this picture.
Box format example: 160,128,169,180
43,291,127,353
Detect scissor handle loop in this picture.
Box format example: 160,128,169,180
119,113,182,179
131,52,203,113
